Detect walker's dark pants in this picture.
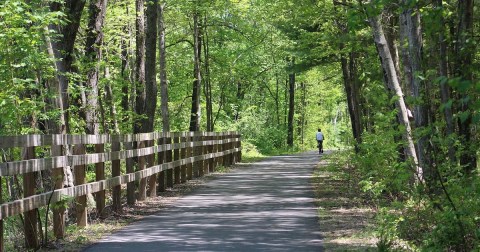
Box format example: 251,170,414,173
317,140,323,154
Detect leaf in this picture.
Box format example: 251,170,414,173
440,99,453,112
458,111,470,123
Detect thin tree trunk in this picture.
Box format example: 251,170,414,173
158,2,170,132
434,0,455,161
189,11,202,132
120,17,130,131
455,0,476,173
369,13,423,182
400,1,430,176
287,58,295,147
203,15,213,131
104,67,119,133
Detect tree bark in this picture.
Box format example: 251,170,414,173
434,0,455,161
48,0,86,135
287,58,295,147
455,0,476,173
134,0,146,134
158,2,170,132
203,15,213,131
47,0,86,239
399,1,430,176
340,50,363,152
189,11,202,132
369,13,423,182
104,67,119,133
84,0,108,135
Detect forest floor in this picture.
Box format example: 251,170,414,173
313,151,378,250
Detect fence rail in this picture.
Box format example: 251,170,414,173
0,131,241,251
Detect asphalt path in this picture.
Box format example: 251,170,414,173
84,151,324,252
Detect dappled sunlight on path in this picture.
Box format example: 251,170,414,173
84,152,324,251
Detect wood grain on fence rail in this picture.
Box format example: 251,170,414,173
0,132,240,219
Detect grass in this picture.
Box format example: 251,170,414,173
313,151,378,251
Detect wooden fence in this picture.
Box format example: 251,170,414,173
0,131,241,251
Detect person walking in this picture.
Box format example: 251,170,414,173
316,129,324,154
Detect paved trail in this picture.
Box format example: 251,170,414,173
84,152,323,252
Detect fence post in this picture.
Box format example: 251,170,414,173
126,141,135,205
157,136,166,192
202,133,208,175
73,144,87,227
207,133,213,173
196,132,204,177
186,133,193,180
218,133,223,168
233,132,238,164
23,146,39,249
180,133,187,183
51,145,65,239
229,132,235,165
147,139,157,197
174,133,181,184
138,141,147,201
214,133,220,169
226,132,231,166
223,133,229,167
112,141,122,212
237,132,242,163
166,133,173,188
95,144,106,217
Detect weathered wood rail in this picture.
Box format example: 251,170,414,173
0,131,241,251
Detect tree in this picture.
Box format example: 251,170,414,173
287,57,295,147
84,0,108,135
367,10,423,182
159,2,170,132
189,8,202,132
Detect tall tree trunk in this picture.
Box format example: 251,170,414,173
340,51,363,152
287,58,295,147
134,0,146,134
121,16,131,131
455,0,476,173
399,2,430,177
144,0,158,133
84,0,108,135
47,0,86,239
275,72,280,125
335,1,363,151
48,0,86,135
369,13,423,182
434,0,455,161
158,2,170,132
189,11,202,132
104,67,119,133
203,15,213,131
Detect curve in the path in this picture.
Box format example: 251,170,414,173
84,151,324,252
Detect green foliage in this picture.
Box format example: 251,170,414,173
0,0,63,135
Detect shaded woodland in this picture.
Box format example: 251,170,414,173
0,0,479,250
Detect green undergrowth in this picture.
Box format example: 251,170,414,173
313,150,377,251
240,141,301,163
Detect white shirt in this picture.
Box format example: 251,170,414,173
316,132,324,141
